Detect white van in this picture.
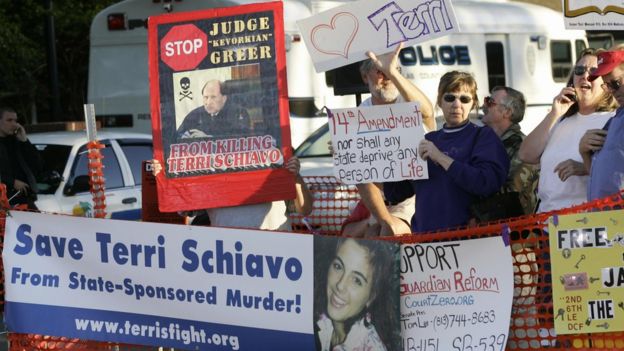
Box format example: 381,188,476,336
88,0,587,147
88,0,324,147
317,0,588,133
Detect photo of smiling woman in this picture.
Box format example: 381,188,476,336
314,236,400,351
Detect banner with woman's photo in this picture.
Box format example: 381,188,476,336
148,2,295,212
3,212,514,350
3,211,402,350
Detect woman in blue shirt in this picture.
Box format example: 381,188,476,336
385,71,509,232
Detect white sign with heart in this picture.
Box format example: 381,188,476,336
297,0,459,72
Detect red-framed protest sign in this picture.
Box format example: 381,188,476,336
148,1,295,212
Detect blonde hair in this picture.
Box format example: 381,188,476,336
564,48,617,117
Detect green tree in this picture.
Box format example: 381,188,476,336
0,0,117,124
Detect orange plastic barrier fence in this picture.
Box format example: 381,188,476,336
1,180,624,350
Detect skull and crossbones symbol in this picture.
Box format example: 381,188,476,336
179,77,193,101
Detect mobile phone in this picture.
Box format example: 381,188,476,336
565,83,576,102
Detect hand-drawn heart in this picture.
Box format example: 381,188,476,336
310,12,359,59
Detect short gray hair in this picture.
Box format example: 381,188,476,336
492,86,526,124
359,59,376,76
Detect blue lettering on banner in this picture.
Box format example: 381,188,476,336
96,232,166,268
5,302,314,351
68,272,116,293
122,278,217,304
13,223,83,260
226,289,302,313
11,267,60,287
181,239,303,281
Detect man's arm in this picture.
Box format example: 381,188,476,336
17,124,43,176
356,182,409,236
285,157,313,216
367,44,435,132
579,129,607,172
518,87,574,164
176,109,199,138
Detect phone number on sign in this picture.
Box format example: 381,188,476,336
433,310,496,330
452,333,506,351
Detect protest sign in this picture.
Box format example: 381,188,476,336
4,211,313,350
329,102,428,184
563,0,624,30
3,211,402,350
148,2,295,212
400,236,514,350
314,236,401,351
297,0,459,72
549,209,624,334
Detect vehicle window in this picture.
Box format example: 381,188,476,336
69,140,124,191
575,40,587,58
118,139,153,185
551,41,573,83
587,33,613,50
486,42,506,90
295,123,330,157
34,144,72,194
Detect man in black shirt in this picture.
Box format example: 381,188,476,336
0,107,42,209
176,80,251,139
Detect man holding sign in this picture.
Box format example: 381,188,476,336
342,44,435,237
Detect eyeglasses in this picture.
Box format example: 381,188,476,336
573,65,597,76
602,75,624,92
483,96,498,108
443,94,472,104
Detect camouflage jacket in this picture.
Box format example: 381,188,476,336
500,124,540,214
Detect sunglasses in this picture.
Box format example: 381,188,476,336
443,94,472,104
483,96,498,108
602,75,624,92
573,65,597,76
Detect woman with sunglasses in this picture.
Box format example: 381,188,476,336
518,48,617,212
383,71,509,232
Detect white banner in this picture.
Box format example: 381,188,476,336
297,0,459,72
563,0,624,30
400,236,514,350
3,212,513,350
329,102,428,184
4,211,314,350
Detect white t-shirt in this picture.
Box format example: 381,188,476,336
359,95,404,107
537,111,613,212
207,201,290,231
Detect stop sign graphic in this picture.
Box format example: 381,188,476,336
160,24,207,71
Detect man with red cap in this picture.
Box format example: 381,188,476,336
581,49,624,200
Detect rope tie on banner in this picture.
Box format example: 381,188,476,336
86,141,107,218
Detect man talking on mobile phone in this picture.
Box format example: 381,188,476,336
0,107,42,209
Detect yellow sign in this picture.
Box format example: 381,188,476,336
549,209,624,334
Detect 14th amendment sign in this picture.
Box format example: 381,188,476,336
148,1,295,212
329,102,428,184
